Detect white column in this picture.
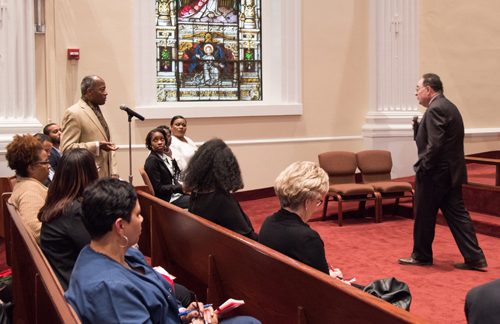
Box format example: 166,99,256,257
0,0,42,176
363,0,420,178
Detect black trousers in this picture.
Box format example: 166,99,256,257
411,171,485,263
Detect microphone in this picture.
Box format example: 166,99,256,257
120,104,145,121
412,115,419,140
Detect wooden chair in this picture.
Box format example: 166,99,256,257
318,151,380,226
356,150,414,222
139,167,154,196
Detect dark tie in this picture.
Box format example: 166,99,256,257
91,105,110,141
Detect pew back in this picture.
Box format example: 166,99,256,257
3,193,81,324
137,190,430,324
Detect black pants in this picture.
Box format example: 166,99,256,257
411,171,485,263
171,194,190,209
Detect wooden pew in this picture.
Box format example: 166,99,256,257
137,190,430,324
2,193,81,324
0,176,15,238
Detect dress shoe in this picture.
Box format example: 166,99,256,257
454,258,488,270
398,257,433,266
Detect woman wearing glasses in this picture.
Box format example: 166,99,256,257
6,134,50,244
258,161,331,274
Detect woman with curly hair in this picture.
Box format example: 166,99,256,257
183,138,258,240
6,134,50,244
38,148,99,291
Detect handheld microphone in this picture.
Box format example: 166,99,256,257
413,115,419,140
120,104,145,121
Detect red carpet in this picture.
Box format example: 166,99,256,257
240,196,499,324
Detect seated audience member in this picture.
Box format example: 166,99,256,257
43,123,62,171
464,278,500,324
259,161,329,273
6,134,50,244
184,139,258,241
39,148,191,305
65,178,261,324
38,148,98,291
169,115,197,172
34,133,55,186
144,127,190,208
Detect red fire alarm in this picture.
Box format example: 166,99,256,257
68,48,80,60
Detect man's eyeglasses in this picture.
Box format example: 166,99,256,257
35,160,50,166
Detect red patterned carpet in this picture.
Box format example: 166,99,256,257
239,162,500,324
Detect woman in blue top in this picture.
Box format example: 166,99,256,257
65,178,260,324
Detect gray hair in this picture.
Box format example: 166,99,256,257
81,75,98,97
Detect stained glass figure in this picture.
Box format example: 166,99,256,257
155,0,262,102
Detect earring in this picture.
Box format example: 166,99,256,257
118,235,129,248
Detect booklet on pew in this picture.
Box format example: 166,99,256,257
214,298,245,315
153,266,176,281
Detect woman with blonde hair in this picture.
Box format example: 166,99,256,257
259,161,330,273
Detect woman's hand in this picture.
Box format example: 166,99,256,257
183,302,218,324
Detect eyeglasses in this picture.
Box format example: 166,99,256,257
316,199,323,207
35,160,50,166
415,85,428,92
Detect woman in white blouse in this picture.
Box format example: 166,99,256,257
169,115,198,172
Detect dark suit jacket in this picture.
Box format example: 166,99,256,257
144,152,183,203
48,147,61,171
465,279,500,324
188,190,258,241
413,93,467,187
259,208,329,274
40,200,90,291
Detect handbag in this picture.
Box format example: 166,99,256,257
362,277,412,311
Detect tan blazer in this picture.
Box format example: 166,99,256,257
61,99,118,178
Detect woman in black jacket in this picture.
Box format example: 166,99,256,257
183,138,258,241
144,127,190,208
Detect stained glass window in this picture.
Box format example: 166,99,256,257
155,0,262,102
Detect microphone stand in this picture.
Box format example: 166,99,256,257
123,110,145,185
128,114,133,184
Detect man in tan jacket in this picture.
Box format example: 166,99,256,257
61,75,119,178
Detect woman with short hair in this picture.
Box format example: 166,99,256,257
169,115,197,172
184,138,258,241
65,178,260,324
6,134,50,244
38,148,98,291
258,161,330,273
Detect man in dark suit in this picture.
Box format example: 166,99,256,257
398,73,486,270
465,279,500,323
